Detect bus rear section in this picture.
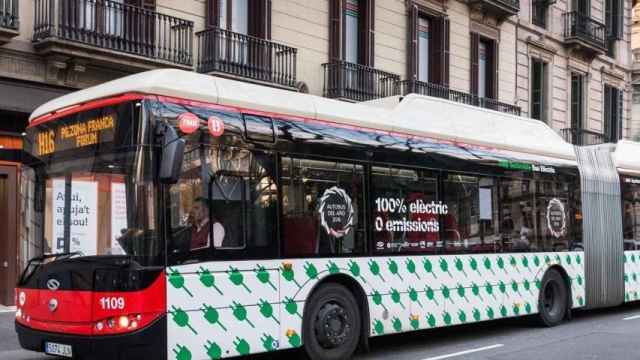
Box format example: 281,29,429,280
15,97,169,359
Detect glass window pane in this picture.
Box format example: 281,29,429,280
372,167,439,253
418,17,430,82
443,175,499,253
345,0,359,63
281,157,365,256
623,178,640,250
232,0,248,34
478,41,488,98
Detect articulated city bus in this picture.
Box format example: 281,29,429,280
14,69,640,360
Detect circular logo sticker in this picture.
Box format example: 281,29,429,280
546,198,566,238
178,112,200,134
208,116,225,137
318,186,354,238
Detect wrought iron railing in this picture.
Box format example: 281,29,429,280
0,0,18,30
197,27,297,88
560,128,609,145
398,79,522,116
33,0,193,65
563,11,606,50
323,61,400,101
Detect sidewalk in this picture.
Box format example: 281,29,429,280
0,305,15,313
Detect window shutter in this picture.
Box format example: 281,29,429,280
470,32,479,96
615,0,623,39
408,5,418,81
429,16,442,85
617,88,624,140
206,0,219,28
249,0,271,39
442,17,450,88
329,0,345,62
604,85,612,140
491,39,499,99
363,0,375,67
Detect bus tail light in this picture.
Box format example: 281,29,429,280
94,313,147,335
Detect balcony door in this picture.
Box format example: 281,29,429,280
572,0,589,14
470,33,498,103
207,0,272,78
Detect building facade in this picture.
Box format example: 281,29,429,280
0,0,632,305
631,0,640,140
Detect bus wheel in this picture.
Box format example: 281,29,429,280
303,283,361,360
537,268,568,327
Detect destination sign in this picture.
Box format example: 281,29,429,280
35,113,116,156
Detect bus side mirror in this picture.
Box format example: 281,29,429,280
159,124,185,184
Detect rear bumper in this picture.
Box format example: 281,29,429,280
15,315,166,360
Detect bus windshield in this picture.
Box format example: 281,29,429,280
21,101,162,266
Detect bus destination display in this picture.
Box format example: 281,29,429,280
36,113,116,156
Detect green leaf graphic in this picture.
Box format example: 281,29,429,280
287,331,301,347
521,256,530,270
486,306,495,319
410,317,420,330
456,283,469,302
472,308,481,321
458,310,467,323
392,317,402,332
439,258,452,277
443,311,452,325
442,285,452,303
500,305,508,317
485,281,496,299
533,255,541,267
427,313,437,327
483,257,495,275
471,282,483,300
408,287,423,307
497,257,505,272
470,257,481,276
348,260,367,283
509,256,519,272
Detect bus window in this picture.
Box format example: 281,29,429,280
207,147,278,257
499,178,535,252
371,166,439,253
622,177,640,250
281,157,365,256
443,174,499,253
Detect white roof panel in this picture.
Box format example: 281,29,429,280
30,69,576,161
613,140,640,175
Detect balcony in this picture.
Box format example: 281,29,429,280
560,128,609,145
323,61,400,102
32,0,193,71
466,0,520,21
0,0,19,44
563,11,606,56
197,27,297,89
398,80,522,116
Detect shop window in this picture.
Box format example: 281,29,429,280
371,166,439,253
281,157,365,256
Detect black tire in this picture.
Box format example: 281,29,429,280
303,283,362,360
537,268,569,327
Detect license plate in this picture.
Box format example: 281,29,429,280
45,342,73,358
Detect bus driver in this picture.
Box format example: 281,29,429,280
189,198,225,250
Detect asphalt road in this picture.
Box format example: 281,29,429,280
2,303,640,360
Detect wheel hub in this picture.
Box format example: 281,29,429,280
314,302,351,349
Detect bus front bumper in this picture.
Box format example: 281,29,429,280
15,315,166,360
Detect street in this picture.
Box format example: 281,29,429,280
2,303,640,360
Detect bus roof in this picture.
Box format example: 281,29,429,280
613,140,640,175
30,68,576,161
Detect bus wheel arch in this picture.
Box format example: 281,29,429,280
301,274,370,360
537,265,572,326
